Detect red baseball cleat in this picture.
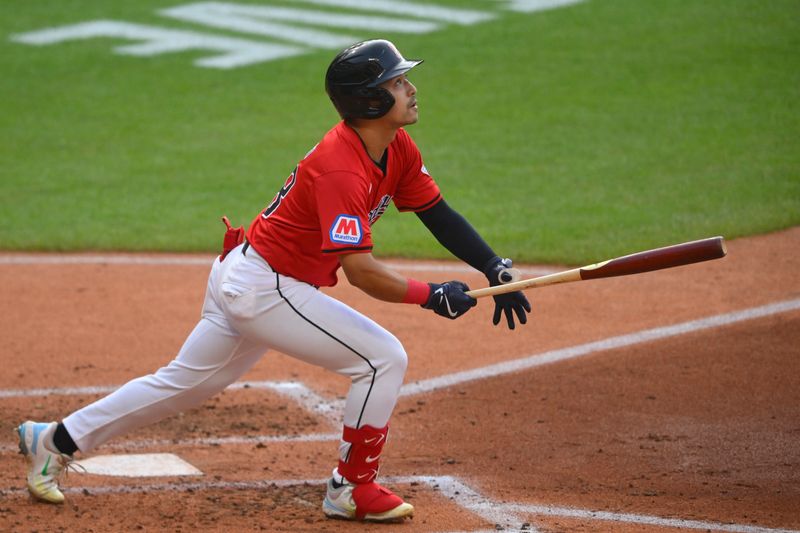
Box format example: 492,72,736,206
322,470,413,522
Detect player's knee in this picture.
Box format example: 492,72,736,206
377,338,408,377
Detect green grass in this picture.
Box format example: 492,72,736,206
1,0,798,264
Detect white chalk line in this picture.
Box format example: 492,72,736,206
101,431,340,451
5,297,797,406
0,253,559,275
1,475,796,533
2,298,798,453
0,254,217,266
0,379,339,421
2,299,798,531
0,380,341,453
295,297,800,415
400,297,800,396
0,379,329,406
502,502,800,533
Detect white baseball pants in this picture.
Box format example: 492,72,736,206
63,243,408,452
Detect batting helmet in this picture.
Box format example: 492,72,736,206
325,39,423,120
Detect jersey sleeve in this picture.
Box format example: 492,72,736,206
315,171,374,254
392,131,442,212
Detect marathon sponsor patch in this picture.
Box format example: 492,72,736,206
330,214,363,245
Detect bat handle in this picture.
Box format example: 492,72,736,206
465,268,583,298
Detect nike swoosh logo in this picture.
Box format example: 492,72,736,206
364,435,385,445
365,454,380,463
356,471,377,481
440,291,458,317
41,455,51,476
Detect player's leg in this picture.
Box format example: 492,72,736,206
17,251,271,503
221,257,412,521
227,272,408,430
61,251,271,452
60,317,267,452
18,316,267,503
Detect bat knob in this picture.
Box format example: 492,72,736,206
498,258,522,284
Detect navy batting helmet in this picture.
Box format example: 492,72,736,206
325,39,423,120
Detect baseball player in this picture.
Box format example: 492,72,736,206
16,39,530,522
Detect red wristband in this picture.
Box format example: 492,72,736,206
402,278,430,304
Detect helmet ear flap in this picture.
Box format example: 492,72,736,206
354,86,395,119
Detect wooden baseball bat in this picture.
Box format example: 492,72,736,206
465,236,727,299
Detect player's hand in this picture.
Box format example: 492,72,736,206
484,257,531,330
422,281,477,319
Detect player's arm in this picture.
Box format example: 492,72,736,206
415,199,495,270
339,251,476,319
415,199,531,329
339,252,408,302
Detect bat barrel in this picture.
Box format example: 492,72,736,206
465,236,727,299
579,236,727,280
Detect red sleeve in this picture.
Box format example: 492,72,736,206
315,171,374,254
392,131,442,212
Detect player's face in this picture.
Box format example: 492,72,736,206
381,74,418,126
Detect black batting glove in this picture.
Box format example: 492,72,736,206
422,281,477,320
483,256,531,330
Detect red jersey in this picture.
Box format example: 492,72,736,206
246,121,441,287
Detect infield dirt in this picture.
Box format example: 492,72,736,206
1,228,798,532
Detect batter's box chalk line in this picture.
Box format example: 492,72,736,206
1,474,796,533
0,380,343,455
244,298,800,418
1,298,799,452
2,299,799,529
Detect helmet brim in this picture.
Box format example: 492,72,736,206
368,59,423,87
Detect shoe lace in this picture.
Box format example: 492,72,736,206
55,453,87,481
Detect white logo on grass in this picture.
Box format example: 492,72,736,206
9,1,499,69
9,1,586,69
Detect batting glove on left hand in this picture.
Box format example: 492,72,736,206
483,256,531,330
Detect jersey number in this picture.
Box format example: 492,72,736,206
261,168,297,219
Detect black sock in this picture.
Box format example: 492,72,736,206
53,423,78,455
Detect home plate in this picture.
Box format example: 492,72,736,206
74,454,203,477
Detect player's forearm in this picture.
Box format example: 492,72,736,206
339,252,411,303
415,199,496,272
348,268,410,302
